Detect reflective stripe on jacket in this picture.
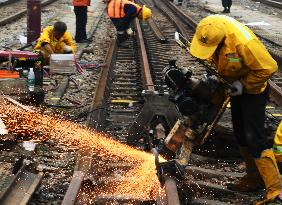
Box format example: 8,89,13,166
210,15,277,94
73,0,90,6
34,26,76,53
107,0,141,19
274,121,282,155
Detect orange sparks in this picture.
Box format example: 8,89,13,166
0,99,165,201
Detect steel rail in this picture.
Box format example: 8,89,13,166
147,18,167,43
269,80,282,106
61,38,117,205
0,0,58,27
0,164,43,205
252,0,282,9
135,12,180,205
62,15,180,205
0,99,43,205
0,0,19,7
135,18,155,92
153,0,189,41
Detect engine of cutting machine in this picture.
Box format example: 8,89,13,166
162,60,229,154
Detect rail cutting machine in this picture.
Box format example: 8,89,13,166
163,60,230,163
155,32,236,183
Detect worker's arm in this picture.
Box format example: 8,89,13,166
63,31,76,53
41,43,54,56
124,4,139,19
239,39,278,94
34,26,53,50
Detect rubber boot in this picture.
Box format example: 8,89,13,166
227,0,232,13
254,149,282,205
117,32,128,47
221,0,229,13
227,147,264,192
222,8,229,13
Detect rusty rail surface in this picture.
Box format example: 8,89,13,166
269,80,282,106
0,156,43,205
135,18,155,92
147,18,167,43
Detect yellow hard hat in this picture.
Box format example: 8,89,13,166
190,16,226,59
141,5,152,21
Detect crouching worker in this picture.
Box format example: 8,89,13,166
190,15,279,204
34,21,76,64
107,0,152,46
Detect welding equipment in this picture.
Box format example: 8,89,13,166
162,59,230,167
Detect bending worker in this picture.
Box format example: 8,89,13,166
190,15,278,204
34,21,76,63
107,0,152,45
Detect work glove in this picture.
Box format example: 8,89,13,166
126,28,134,36
64,45,72,54
230,80,243,96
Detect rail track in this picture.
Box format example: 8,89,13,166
0,0,58,27
0,0,281,204
251,0,282,9
0,0,20,7
62,1,282,204
51,0,282,204
62,16,181,204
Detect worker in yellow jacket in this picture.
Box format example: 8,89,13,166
34,21,76,62
190,15,278,204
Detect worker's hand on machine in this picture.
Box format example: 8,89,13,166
230,80,243,96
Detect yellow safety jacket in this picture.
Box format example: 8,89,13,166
34,26,76,54
210,15,277,94
273,121,282,159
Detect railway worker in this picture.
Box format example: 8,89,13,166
189,15,279,204
222,0,232,13
73,0,90,43
107,0,152,46
34,21,76,63
274,121,282,168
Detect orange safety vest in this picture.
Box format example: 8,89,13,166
107,0,141,18
73,0,90,6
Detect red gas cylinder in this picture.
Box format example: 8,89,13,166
27,0,41,44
